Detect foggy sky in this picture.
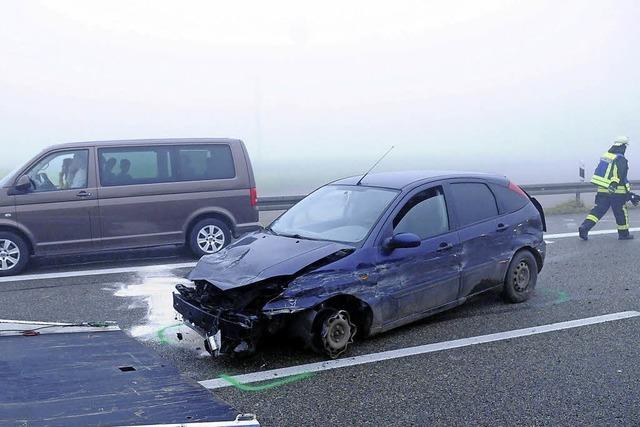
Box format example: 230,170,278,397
1,1,639,194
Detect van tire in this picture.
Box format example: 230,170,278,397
189,218,232,258
0,231,29,277
503,250,538,303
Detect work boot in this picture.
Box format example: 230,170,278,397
619,230,634,240
578,226,589,241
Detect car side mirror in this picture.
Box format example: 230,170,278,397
14,175,32,193
383,232,421,251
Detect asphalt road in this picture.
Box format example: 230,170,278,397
2,210,640,426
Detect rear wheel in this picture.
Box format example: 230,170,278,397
312,308,358,359
503,250,538,303
189,219,232,258
0,232,29,277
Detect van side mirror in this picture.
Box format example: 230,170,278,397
14,175,33,193
383,232,421,251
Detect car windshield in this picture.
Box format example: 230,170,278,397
269,185,399,243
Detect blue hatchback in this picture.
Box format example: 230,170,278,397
174,171,546,358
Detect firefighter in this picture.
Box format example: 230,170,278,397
579,136,633,240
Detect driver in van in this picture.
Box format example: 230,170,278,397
59,158,73,189
69,152,88,189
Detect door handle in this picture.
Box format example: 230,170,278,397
76,191,92,198
496,223,508,232
437,242,454,252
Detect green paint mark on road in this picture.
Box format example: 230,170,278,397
538,288,571,305
554,290,570,304
220,372,314,392
156,323,183,344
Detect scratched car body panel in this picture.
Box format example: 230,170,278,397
174,171,546,358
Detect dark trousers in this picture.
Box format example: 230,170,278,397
581,193,630,234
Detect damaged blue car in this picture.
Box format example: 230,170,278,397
174,171,546,358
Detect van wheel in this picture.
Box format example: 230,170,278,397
0,232,29,277
189,219,232,257
503,250,538,303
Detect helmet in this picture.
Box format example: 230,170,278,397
613,136,630,146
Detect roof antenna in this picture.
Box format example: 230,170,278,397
356,146,394,186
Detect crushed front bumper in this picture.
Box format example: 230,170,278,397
173,292,262,355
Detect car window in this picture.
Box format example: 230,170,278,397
393,187,449,239
25,150,89,192
450,182,499,226
490,183,528,214
176,145,235,181
99,147,173,186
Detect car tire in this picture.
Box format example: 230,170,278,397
0,232,29,277
312,308,358,359
503,250,538,303
189,218,232,258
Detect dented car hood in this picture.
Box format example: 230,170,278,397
188,232,353,291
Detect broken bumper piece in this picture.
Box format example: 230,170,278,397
173,293,261,356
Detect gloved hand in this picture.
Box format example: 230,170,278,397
608,183,618,194
631,194,640,207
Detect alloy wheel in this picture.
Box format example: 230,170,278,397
0,239,21,271
197,225,226,254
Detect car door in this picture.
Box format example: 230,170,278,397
13,148,98,255
375,184,461,323
448,181,504,299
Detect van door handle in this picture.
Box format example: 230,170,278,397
437,242,454,252
496,223,508,232
76,191,92,198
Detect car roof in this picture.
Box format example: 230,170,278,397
46,138,243,150
331,170,507,190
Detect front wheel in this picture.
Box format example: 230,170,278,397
503,250,538,303
312,309,358,359
0,232,29,277
189,219,232,258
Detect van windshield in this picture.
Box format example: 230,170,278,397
269,185,399,244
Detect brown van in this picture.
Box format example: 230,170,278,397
0,138,260,276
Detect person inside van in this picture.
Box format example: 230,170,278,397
116,159,133,184
101,157,117,184
69,152,88,189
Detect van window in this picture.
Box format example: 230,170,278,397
393,187,449,239
25,150,89,192
175,145,235,181
450,183,499,226
99,147,173,186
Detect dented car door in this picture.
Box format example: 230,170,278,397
375,184,461,326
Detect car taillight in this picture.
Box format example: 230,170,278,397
509,181,528,198
250,187,258,207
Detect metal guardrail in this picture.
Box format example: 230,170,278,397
256,180,640,211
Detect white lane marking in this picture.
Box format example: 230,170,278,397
199,311,640,390
545,227,640,239
0,262,196,283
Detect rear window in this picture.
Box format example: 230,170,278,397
176,145,235,182
450,182,499,226
490,183,528,214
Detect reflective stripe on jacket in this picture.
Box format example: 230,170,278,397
591,152,631,194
